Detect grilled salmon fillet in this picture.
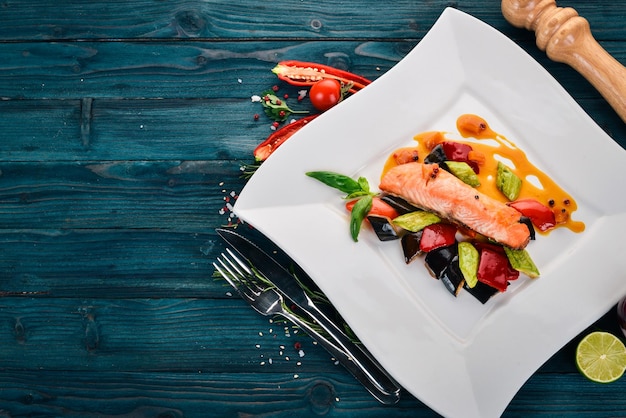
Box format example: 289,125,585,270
379,162,530,249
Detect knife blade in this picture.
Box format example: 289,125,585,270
216,227,401,403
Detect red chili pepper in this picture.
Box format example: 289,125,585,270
474,242,519,292
271,60,372,93
253,115,319,161
419,223,457,253
345,197,399,220
508,198,556,232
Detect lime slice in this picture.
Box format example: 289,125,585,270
575,331,626,383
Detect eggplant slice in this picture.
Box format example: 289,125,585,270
367,215,399,241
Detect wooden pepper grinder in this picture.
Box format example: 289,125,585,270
501,0,626,123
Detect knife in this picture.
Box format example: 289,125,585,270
216,228,401,403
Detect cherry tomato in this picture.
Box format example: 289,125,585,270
309,79,342,111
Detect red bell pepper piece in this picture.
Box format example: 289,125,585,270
508,198,556,232
272,60,372,93
346,197,399,220
419,223,457,253
253,115,318,161
475,242,519,292
441,141,480,173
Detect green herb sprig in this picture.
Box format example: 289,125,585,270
306,171,376,241
261,91,308,122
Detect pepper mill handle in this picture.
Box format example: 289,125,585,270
501,0,626,123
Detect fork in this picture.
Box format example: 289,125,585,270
214,248,401,405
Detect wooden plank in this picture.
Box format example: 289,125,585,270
0,291,619,374
0,160,246,229
0,1,623,41
0,354,623,417
0,229,231,298
0,298,624,416
0,369,432,417
0,297,339,371
0,39,624,102
0,94,623,165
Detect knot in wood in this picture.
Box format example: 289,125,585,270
307,381,335,415
174,10,207,37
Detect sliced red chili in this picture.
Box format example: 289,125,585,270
253,115,318,161
345,196,399,220
419,223,457,253
271,60,372,93
475,242,519,292
508,198,556,232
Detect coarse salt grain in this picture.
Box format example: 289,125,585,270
298,350,305,358
293,374,299,379
251,95,262,102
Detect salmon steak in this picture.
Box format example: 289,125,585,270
379,162,531,249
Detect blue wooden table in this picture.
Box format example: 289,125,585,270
1,1,625,416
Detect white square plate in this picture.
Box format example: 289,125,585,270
234,8,626,417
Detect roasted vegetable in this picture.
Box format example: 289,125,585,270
379,194,421,215
423,144,448,166
496,161,522,201
509,198,556,232
475,242,518,292
458,241,479,288
392,211,441,233
347,197,399,219
446,161,480,187
440,259,465,296
419,223,457,253
503,247,540,278
401,232,422,264
367,215,399,241
464,280,499,304
425,244,458,279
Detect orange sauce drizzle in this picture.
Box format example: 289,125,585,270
382,114,585,234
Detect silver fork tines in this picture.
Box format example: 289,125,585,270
213,248,401,405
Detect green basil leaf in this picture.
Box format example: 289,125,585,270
349,195,373,242
357,176,370,193
345,190,371,199
306,171,362,195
